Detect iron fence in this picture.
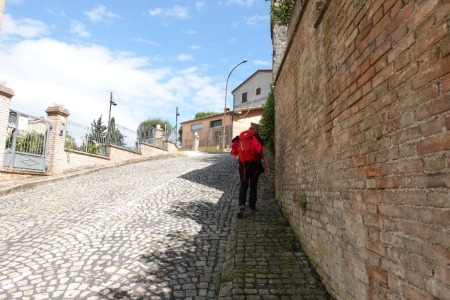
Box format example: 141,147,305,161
65,121,107,155
65,121,175,155
183,125,231,150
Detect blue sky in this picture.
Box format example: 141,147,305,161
0,0,272,130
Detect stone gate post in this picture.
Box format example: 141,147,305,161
0,84,14,166
45,106,69,174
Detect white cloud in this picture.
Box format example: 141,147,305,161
132,37,160,47
253,60,271,67
84,5,119,23
228,37,237,44
1,14,50,38
176,54,194,62
245,14,269,27
226,0,255,6
190,45,200,50
196,1,206,10
183,29,197,35
70,20,90,38
148,5,190,19
0,37,224,129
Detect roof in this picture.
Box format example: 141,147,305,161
231,69,272,94
180,112,225,125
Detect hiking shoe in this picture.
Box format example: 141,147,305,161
237,206,246,219
249,207,258,213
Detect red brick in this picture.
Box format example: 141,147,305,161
396,221,430,240
392,126,421,145
398,158,424,174
416,23,449,56
411,0,439,27
389,62,418,90
402,253,434,276
442,73,450,93
372,63,394,88
437,3,450,21
419,210,450,227
417,132,450,154
423,244,450,263
364,166,381,177
401,284,435,300
412,55,450,89
367,240,386,256
366,265,388,284
424,278,450,299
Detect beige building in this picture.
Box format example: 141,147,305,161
180,113,233,151
181,69,272,151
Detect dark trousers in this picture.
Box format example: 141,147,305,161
238,160,261,209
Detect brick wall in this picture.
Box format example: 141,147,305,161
273,0,449,299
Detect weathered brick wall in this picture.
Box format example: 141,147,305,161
273,0,449,299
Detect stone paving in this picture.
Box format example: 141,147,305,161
0,153,331,299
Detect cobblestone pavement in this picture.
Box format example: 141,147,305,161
0,153,331,299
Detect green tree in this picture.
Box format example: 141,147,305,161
109,117,126,147
194,112,218,119
90,115,107,141
259,88,275,157
271,0,295,26
178,126,183,144
138,118,173,142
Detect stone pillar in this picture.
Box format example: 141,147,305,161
154,124,164,148
0,84,14,167
194,132,199,151
45,106,69,174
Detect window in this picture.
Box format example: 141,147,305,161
242,92,247,103
191,123,202,131
210,119,222,128
256,87,261,95
213,132,221,145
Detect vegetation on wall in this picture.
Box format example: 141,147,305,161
271,0,295,26
194,112,218,119
259,88,275,157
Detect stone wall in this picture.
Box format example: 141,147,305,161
273,0,449,299
1,97,178,177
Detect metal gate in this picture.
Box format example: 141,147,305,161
3,110,50,172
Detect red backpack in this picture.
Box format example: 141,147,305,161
231,130,263,162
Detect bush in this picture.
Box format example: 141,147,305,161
259,88,275,157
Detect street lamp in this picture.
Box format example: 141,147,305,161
223,58,247,150
106,92,117,156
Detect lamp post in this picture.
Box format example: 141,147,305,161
223,58,247,150
106,92,117,156
175,106,180,147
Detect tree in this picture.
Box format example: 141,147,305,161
178,126,183,144
109,117,125,147
90,115,107,142
88,115,107,154
138,118,173,141
195,112,218,119
259,88,275,157
271,0,295,26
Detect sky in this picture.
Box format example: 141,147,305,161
0,0,272,131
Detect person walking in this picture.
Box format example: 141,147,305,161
231,124,270,218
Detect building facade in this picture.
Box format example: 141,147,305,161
231,69,272,137
180,113,232,151
273,0,450,299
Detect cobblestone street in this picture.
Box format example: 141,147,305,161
0,154,330,299
0,154,238,299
